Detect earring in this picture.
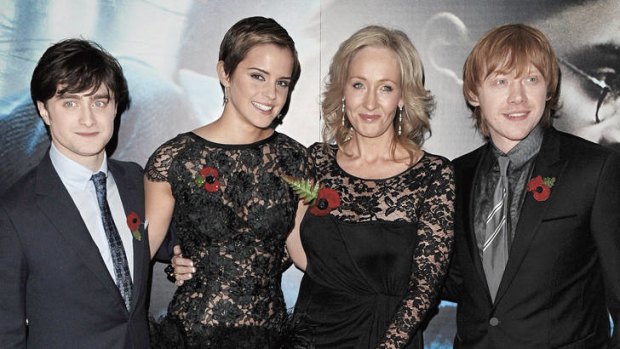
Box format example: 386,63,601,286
341,97,346,126
398,106,403,136
223,87,229,105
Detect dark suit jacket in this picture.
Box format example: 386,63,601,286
444,128,620,348
0,153,150,349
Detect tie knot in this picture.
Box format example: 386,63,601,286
91,172,107,193
497,156,510,177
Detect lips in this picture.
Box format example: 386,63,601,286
359,113,380,121
76,132,100,137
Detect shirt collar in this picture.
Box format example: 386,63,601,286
492,125,544,169
49,143,108,191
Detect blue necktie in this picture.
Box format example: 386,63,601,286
483,156,510,302
91,172,133,311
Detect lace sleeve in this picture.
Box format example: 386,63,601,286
377,160,455,348
145,135,188,182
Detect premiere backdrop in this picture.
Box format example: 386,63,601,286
1,0,618,347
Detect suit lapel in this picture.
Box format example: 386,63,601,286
463,145,495,303
35,155,121,299
494,128,567,305
109,160,147,312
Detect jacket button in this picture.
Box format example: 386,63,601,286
489,317,499,326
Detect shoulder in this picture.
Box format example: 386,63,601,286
307,142,334,160
422,152,453,169
542,129,619,173
108,158,143,180
554,129,615,159
0,167,38,210
452,144,487,168
272,132,308,155
150,133,194,157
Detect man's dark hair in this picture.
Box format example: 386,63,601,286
30,38,130,118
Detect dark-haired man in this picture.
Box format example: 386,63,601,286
0,39,150,348
443,24,620,348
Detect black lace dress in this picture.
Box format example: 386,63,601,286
291,143,454,349
146,132,309,349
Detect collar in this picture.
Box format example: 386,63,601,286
492,125,544,169
49,143,108,191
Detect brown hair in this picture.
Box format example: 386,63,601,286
219,16,301,117
322,25,434,162
463,23,560,136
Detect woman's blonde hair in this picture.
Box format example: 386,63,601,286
322,25,434,163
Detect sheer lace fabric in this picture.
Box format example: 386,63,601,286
146,132,308,348
292,143,455,348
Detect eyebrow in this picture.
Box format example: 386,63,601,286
348,76,398,84
58,92,111,100
248,67,291,80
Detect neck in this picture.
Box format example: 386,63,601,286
200,112,274,144
342,132,398,162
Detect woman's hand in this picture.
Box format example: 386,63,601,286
167,245,195,286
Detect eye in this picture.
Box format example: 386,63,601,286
251,73,265,81
276,80,290,88
92,100,109,108
525,76,539,84
63,100,77,108
352,82,364,89
380,85,394,92
495,78,507,86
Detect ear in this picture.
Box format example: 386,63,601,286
216,61,230,87
37,101,51,125
466,91,480,107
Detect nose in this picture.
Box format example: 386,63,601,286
508,82,527,104
79,103,96,127
364,90,377,110
264,82,277,100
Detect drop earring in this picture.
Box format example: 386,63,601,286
398,106,403,136
341,97,346,126
223,87,229,105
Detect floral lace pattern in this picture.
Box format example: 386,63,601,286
308,143,455,348
146,132,308,347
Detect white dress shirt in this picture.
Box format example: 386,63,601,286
49,144,134,282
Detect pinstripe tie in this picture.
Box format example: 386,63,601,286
91,172,133,311
483,156,510,302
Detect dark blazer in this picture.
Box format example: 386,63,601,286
0,153,150,349
444,128,620,349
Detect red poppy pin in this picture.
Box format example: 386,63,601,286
282,176,340,216
195,166,220,192
126,212,142,241
527,175,556,202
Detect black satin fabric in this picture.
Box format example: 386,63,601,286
292,215,422,349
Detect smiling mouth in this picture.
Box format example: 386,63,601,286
252,102,274,112
360,114,380,121
504,112,528,119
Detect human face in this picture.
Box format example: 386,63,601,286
37,85,116,170
537,0,620,151
344,46,403,141
218,44,294,131
470,66,548,153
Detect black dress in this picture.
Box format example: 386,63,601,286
291,143,454,348
146,132,309,349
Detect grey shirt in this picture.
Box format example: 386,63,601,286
474,126,544,258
